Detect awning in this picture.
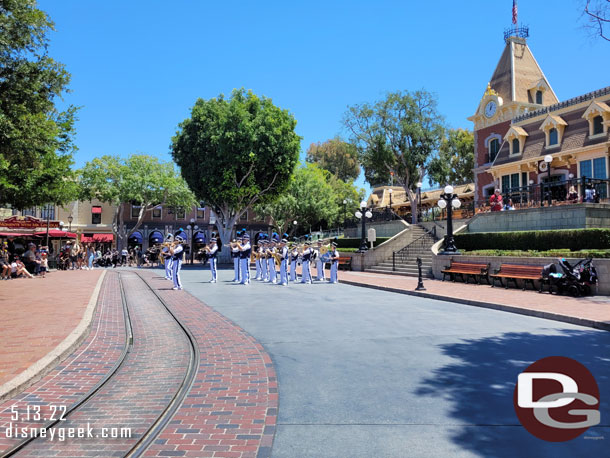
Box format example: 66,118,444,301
81,233,113,243
128,231,143,243
91,206,102,214
193,231,206,244
34,230,76,238
149,230,164,244
0,232,40,237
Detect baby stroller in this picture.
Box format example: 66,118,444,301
543,258,597,297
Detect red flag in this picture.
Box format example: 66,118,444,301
512,0,518,25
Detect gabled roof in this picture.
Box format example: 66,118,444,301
539,114,568,131
488,38,559,106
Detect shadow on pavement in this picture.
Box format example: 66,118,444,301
415,329,610,457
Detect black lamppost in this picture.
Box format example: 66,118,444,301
388,188,393,216
68,214,73,232
438,185,461,254
58,221,64,259
544,154,553,207
355,200,372,252
416,181,423,221
187,218,196,264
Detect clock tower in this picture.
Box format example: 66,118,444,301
469,26,559,203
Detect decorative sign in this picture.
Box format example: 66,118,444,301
0,215,59,229
539,161,548,172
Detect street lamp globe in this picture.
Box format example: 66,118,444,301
444,185,454,195
388,188,393,194
451,198,462,209
416,182,423,188
544,155,553,163
190,218,195,224
360,200,367,210
568,173,574,179
343,199,347,205
293,220,297,225
365,210,372,218
437,199,447,209
355,211,363,219
59,221,64,228
194,225,199,230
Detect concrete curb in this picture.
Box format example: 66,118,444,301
340,279,610,332
0,270,107,402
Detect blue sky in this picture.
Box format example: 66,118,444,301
40,0,609,193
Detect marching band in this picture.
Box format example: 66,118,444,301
156,229,341,289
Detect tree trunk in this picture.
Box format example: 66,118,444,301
405,188,418,225
215,213,238,264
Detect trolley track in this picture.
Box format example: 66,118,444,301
1,271,199,458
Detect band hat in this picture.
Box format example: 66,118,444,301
210,238,217,243
331,242,338,247
281,238,288,243
166,234,174,241
175,235,185,242
243,233,250,239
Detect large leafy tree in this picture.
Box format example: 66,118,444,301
428,129,474,187
0,0,79,209
79,155,196,249
305,136,360,182
254,163,353,236
344,90,444,223
171,89,301,253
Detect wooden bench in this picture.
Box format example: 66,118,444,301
441,261,490,284
490,264,544,291
338,257,352,271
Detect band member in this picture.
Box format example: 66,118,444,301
231,238,240,282
315,240,326,282
267,240,277,284
329,242,340,284
170,235,185,290
162,234,173,281
300,242,312,284
204,238,219,283
238,233,251,285
259,240,267,281
278,238,289,286
289,243,299,282
254,235,262,280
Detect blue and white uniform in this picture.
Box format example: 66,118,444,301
208,243,218,283
329,246,340,284
231,242,240,282
171,241,184,290
289,247,299,282
239,237,251,285
162,245,172,280
300,246,312,284
254,243,261,280
267,245,277,283
279,243,289,286
315,245,326,281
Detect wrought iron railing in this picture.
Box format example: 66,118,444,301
392,226,437,271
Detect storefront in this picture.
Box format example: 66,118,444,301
0,216,76,256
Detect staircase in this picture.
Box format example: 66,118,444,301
367,225,438,277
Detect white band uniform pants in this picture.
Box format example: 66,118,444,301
279,259,288,285
268,258,276,283
330,260,338,283
290,260,297,282
172,259,182,289
165,258,173,280
301,260,311,283
233,257,240,281
240,257,250,284
210,257,217,282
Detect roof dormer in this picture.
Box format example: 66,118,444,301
582,100,610,137
528,79,551,105
540,115,567,149
504,126,528,155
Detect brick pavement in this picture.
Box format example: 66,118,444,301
0,271,126,452
337,270,610,331
138,270,278,458
17,271,192,456
0,270,104,387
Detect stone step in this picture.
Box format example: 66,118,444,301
374,263,432,271
366,268,434,278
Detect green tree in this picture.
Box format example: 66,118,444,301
305,137,360,182
344,90,444,223
427,128,474,187
254,164,340,236
0,0,79,209
79,155,196,249
171,89,301,253
326,174,365,226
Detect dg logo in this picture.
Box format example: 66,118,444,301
513,356,601,441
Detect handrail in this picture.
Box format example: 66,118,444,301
392,226,437,271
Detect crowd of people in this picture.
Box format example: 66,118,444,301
486,183,602,212
0,241,47,280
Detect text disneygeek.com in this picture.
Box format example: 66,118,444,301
5,423,132,441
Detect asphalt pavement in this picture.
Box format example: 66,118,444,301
177,266,610,458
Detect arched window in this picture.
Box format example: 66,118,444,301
593,115,604,135
548,128,558,146
489,138,500,161
535,90,543,104
512,138,520,154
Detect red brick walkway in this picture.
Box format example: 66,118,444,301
139,271,277,458
0,269,103,387
338,270,610,330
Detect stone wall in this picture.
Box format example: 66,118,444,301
344,219,409,239
431,254,610,295
466,203,610,233
339,221,412,271
419,219,469,238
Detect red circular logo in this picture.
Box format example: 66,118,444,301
513,356,600,441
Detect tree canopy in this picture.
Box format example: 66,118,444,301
428,129,474,187
305,137,360,182
171,89,301,251
344,90,444,223
0,0,78,209
79,154,196,249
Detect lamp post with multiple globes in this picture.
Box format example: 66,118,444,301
437,185,461,254
355,200,373,252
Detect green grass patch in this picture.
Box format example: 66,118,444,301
461,249,610,258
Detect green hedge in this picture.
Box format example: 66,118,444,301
455,229,610,252
335,237,390,249
462,249,610,259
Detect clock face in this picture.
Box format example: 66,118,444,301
484,101,497,118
